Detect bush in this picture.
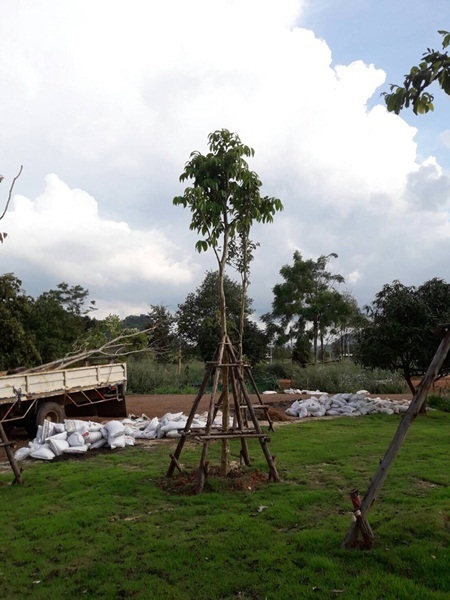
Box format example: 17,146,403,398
126,356,207,394
250,361,294,392
427,393,450,412
290,361,405,394
126,356,407,396
252,361,292,380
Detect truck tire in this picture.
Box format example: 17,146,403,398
36,402,65,428
25,401,66,438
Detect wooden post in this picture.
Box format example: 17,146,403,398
0,422,23,485
177,345,181,377
166,362,215,477
342,325,450,549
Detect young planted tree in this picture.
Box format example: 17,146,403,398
228,227,259,365
174,129,282,342
173,128,283,474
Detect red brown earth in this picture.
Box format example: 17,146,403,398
0,391,415,466
124,391,413,419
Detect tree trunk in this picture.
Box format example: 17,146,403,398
313,319,318,363
219,224,230,476
404,370,426,413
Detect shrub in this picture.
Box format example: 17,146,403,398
252,361,292,380
250,361,294,392
126,356,208,394
427,393,450,412
290,361,405,394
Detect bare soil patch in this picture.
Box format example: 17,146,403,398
158,465,269,495
0,391,413,467
126,392,296,419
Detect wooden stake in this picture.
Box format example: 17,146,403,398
342,326,450,549
0,422,23,485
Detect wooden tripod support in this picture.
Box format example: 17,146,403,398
167,335,280,493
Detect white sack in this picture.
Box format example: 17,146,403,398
65,419,88,434
89,438,108,449
48,438,70,456
104,421,125,438
165,430,181,438
160,420,188,433
45,431,68,442
30,444,55,461
110,434,126,449
64,445,88,454
299,406,309,419
285,408,298,417
84,431,103,444
42,419,57,440
143,417,159,433
14,447,32,461
67,432,86,447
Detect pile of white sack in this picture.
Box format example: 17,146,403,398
285,392,411,419
14,411,231,462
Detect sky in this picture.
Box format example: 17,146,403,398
1,0,449,321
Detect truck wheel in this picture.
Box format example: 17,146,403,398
36,402,65,427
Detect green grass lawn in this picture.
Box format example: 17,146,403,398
1,413,448,599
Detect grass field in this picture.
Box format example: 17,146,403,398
1,412,448,599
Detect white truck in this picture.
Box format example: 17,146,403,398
0,363,127,436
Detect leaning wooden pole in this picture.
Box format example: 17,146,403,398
0,423,23,484
342,325,450,549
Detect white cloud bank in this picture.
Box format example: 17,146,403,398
2,175,195,316
0,0,449,318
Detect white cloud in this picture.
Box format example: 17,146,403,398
405,158,450,210
2,175,195,316
347,270,362,285
0,0,449,321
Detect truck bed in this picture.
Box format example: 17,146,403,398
0,364,127,404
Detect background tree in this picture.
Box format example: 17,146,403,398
265,251,346,363
28,282,96,363
121,314,149,331
0,273,40,370
73,314,149,361
176,270,266,364
29,293,85,364
331,292,367,359
145,304,177,362
384,30,450,115
46,282,96,316
354,278,450,396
